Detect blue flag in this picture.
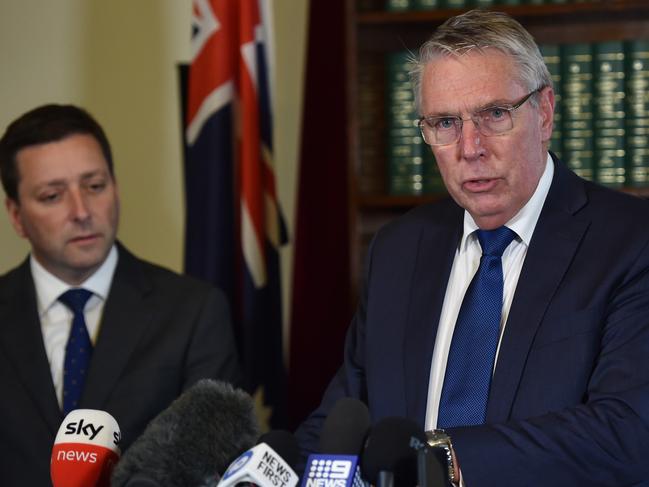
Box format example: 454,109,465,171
183,0,288,426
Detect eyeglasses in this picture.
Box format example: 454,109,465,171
418,89,541,146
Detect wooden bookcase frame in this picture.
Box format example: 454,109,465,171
345,0,649,299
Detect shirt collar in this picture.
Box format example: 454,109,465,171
460,153,554,250
31,244,119,316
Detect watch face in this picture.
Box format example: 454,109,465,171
425,430,450,447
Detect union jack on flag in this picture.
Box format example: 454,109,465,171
183,0,288,426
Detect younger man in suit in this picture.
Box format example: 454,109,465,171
0,104,242,485
296,9,649,486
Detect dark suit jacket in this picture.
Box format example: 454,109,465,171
0,243,242,486
296,157,649,486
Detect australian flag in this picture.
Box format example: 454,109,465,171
183,0,288,426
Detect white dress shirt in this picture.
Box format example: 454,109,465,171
425,154,554,431
32,245,118,409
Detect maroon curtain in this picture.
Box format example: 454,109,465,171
287,0,352,429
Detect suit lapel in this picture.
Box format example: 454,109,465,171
487,159,590,422
82,246,154,408
404,201,463,427
0,260,62,433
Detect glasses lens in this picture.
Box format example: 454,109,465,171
420,118,460,146
476,107,514,135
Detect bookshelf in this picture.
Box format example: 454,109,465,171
345,0,649,299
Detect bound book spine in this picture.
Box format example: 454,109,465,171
540,43,562,159
625,40,649,188
561,43,595,181
593,41,626,187
386,51,442,195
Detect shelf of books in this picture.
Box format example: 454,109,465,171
346,0,649,292
363,0,649,17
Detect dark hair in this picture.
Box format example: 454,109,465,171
0,104,114,201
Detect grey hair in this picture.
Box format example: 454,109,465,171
410,9,552,113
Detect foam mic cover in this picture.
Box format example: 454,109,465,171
50,409,121,487
361,417,427,487
217,430,300,487
318,398,370,455
111,379,260,487
122,475,162,487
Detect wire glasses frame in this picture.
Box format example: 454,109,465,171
418,88,541,146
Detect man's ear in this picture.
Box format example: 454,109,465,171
539,86,555,143
5,197,26,239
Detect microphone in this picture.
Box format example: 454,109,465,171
417,447,451,487
122,475,162,487
301,398,370,487
50,408,121,487
361,417,428,487
217,430,300,487
111,379,260,487
318,397,371,455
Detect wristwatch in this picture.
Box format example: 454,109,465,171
425,429,458,485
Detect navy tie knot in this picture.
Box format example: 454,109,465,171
59,288,93,314
476,226,516,257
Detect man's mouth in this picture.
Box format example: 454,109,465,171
463,178,498,192
69,234,100,244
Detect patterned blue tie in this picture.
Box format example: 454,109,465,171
59,288,94,415
437,226,516,428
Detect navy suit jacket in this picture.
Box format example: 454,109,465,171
0,243,242,486
296,157,649,486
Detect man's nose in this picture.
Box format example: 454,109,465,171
459,118,486,160
68,189,91,221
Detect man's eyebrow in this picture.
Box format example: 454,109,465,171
422,111,461,119
476,98,517,110
34,180,67,191
423,97,519,119
80,169,108,181
30,170,108,191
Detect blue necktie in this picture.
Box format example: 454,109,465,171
437,226,516,428
59,288,94,415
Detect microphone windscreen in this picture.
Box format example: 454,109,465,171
318,398,370,455
123,474,162,487
111,379,259,487
50,409,121,487
361,417,427,487
259,430,300,470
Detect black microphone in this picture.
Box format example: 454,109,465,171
417,446,451,487
217,430,300,487
318,397,371,455
301,398,370,487
361,417,428,487
261,430,300,471
111,379,260,487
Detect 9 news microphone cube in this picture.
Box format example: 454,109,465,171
301,454,365,487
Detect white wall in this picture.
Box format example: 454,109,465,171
0,1,308,329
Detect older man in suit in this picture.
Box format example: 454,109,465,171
0,104,242,486
296,10,649,487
